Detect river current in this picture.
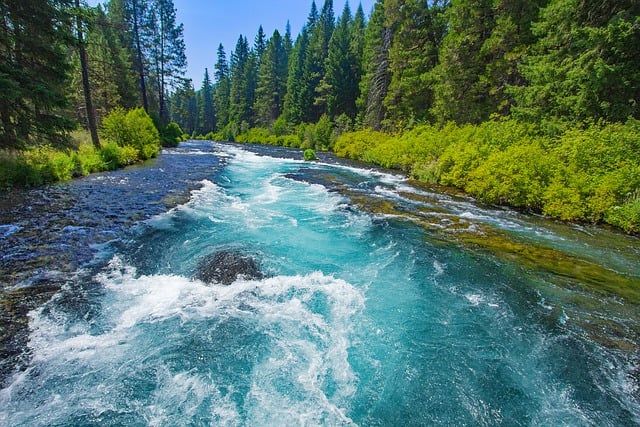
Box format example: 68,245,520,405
0,141,639,425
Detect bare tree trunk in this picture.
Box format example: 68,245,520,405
132,0,149,113
76,0,100,149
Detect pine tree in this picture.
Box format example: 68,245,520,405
0,0,76,147
254,30,289,127
511,0,640,124
199,68,215,133
283,30,311,125
479,0,546,117
350,3,367,83
284,3,320,125
430,0,495,124
356,0,391,130
384,0,449,126
243,51,258,128
254,25,267,61
322,2,358,119
148,0,187,123
283,21,294,56
307,0,320,27
96,4,138,109
229,35,254,127
128,0,153,112
170,79,197,134
213,44,231,130
102,0,139,109
304,0,336,121
74,0,100,148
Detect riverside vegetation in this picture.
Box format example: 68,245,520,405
2,0,639,233
0,108,183,188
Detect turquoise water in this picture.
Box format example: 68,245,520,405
1,142,638,425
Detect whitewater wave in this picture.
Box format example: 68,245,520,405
0,257,365,426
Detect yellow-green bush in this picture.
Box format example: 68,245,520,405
101,107,161,160
542,120,640,222
466,143,553,208
73,143,106,176
160,122,184,147
100,142,140,170
333,118,640,232
234,127,303,148
606,191,640,233
334,129,391,161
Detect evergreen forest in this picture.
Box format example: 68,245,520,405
1,0,639,232
0,0,186,185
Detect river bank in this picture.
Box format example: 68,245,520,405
219,118,640,234
0,141,224,381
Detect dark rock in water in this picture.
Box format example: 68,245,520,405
195,250,263,285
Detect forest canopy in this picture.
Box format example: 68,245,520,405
172,0,639,136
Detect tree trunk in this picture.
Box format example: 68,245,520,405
76,0,100,149
132,0,149,112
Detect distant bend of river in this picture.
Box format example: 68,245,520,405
0,141,638,426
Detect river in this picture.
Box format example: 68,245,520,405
0,141,638,425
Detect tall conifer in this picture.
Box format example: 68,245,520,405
384,0,448,126
214,44,231,130
356,0,391,129
199,68,215,133
254,30,288,127
322,2,358,119
430,0,494,124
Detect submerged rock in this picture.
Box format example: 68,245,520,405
195,250,263,285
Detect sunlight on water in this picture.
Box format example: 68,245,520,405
1,142,638,426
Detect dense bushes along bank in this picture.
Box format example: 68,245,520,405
0,108,184,189
223,118,640,234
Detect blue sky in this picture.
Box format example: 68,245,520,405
88,0,376,89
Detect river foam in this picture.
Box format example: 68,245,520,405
0,255,365,426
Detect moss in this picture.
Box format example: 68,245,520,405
342,181,640,305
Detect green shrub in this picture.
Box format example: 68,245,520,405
100,107,129,146
334,130,390,161
22,145,74,184
303,149,317,161
46,151,75,182
272,116,288,137
437,139,486,188
100,107,160,160
278,134,301,147
161,122,184,147
542,120,640,222
465,143,553,208
332,118,640,232
237,127,272,144
100,142,124,170
314,114,333,149
0,155,33,188
606,191,640,233
73,143,106,176
120,145,140,165
219,122,238,141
